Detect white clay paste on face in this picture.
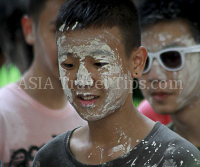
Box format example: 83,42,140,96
172,37,200,110
176,53,200,110
147,60,168,81
142,27,200,111
75,63,94,87
57,31,132,121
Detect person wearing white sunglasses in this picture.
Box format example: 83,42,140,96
138,0,200,151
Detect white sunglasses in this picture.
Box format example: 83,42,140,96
143,44,200,74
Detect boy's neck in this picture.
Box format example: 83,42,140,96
70,103,155,165
17,63,67,110
171,98,200,147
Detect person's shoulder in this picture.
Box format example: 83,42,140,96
145,123,200,166
157,124,197,149
32,130,72,167
0,83,17,109
0,83,21,100
36,132,68,155
155,124,200,163
0,83,23,112
0,83,16,94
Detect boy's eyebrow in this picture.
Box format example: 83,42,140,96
162,42,184,49
90,50,113,56
59,50,113,57
58,52,73,57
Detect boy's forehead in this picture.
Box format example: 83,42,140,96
57,38,118,62
57,28,123,57
141,19,195,52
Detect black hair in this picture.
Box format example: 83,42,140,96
9,149,28,167
56,0,141,57
28,146,39,160
138,0,200,43
27,0,48,22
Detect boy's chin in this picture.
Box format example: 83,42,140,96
79,110,114,122
153,104,177,115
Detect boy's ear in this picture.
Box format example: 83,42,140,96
21,15,35,45
130,46,148,78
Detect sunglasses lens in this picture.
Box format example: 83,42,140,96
143,57,149,73
160,51,182,69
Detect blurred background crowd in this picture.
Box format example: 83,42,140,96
0,0,145,105
0,0,32,87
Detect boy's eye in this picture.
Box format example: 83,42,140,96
61,63,75,69
93,62,108,67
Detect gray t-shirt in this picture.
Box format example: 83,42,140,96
32,122,200,167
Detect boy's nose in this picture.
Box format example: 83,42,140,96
147,59,167,82
75,63,94,87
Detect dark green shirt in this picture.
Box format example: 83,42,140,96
167,122,200,151
32,122,200,167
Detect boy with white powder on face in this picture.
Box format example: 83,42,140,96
32,0,200,166
138,0,200,151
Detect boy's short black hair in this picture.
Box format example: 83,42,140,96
138,0,200,43
56,0,141,57
28,0,48,22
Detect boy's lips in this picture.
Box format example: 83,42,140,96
151,92,172,101
77,95,99,106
